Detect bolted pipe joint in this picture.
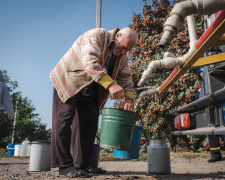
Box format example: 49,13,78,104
138,54,178,87
138,60,161,87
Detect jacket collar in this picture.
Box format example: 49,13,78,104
107,28,120,47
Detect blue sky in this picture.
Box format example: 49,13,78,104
1,0,144,129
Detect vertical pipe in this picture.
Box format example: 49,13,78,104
214,107,220,127
204,66,212,95
96,0,102,28
186,15,198,49
96,0,102,139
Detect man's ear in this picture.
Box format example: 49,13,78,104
115,33,121,40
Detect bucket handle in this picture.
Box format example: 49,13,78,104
99,97,143,127
99,97,109,114
94,135,100,144
96,135,100,142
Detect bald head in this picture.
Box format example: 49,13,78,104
118,27,138,41
113,27,137,56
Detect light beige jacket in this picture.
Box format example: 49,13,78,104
50,28,134,109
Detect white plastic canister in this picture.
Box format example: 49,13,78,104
20,138,31,156
29,141,51,171
14,145,21,156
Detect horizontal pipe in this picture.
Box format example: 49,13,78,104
193,0,225,15
170,87,225,115
171,127,225,135
138,45,196,87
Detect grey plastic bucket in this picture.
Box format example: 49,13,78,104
29,141,51,171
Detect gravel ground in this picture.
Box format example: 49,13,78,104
0,156,225,180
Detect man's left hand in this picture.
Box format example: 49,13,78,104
124,99,134,111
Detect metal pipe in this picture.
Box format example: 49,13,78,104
134,88,159,111
138,47,196,87
170,87,225,115
158,0,225,48
186,15,198,48
96,0,102,28
136,0,225,107
171,126,225,135
138,13,198,87
193,0,225,15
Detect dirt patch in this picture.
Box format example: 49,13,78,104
0,154,225,180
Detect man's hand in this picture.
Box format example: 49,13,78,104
124,99,134,111
108,82,125,99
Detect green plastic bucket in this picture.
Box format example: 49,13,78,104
100,108,136,150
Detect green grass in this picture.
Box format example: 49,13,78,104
99,151,223,161
170,151,210,159
1,148,224,161
0,148,29,159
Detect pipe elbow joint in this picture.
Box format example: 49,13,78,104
138,61,158,86
171,1,196,19
158,1,195,48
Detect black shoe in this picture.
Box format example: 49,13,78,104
80,164,107,174
59,166,92,178
208,155,222,163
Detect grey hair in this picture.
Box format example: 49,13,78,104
118,27,138,41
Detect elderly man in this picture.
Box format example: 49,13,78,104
50,27,137,178
0,70,14,119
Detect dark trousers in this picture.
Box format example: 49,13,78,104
51,88,99,168
208,135,225,157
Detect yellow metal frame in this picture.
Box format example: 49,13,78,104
191,52,225,68
159,17,225,95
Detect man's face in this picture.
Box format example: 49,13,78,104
112,33,136,56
